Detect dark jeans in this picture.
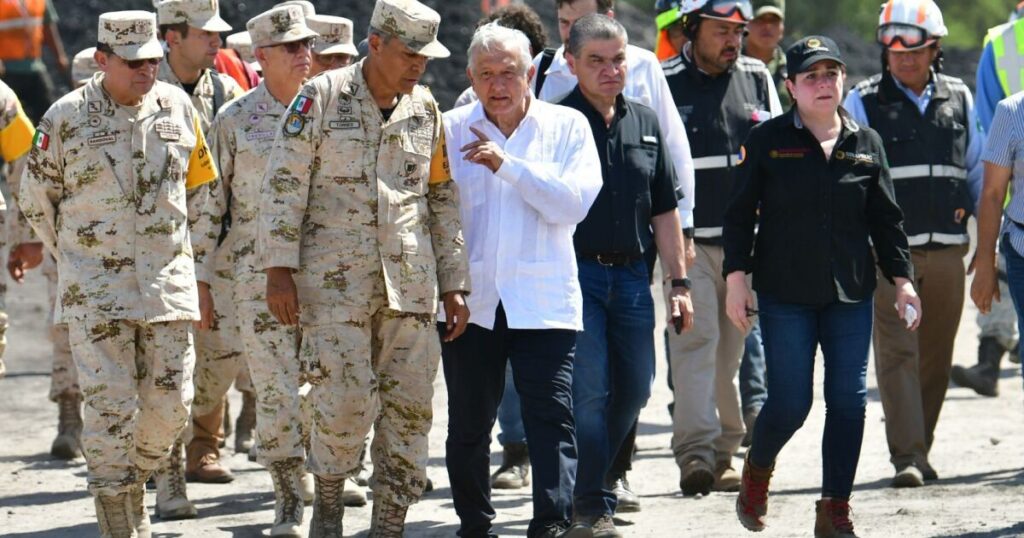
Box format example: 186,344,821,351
1000,235,1024,392
440,305,578,538
748,293,872,500
572,259,656,517
740,322,768,413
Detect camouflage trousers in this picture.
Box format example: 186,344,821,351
302,282,440,506
67,317,195,496
977,253,1019,352
44,256,78,401
237,300,307,464
191,273,248,417
0,207,7,369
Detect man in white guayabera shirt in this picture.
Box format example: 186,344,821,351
441,22,603,538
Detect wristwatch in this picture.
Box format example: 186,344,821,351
671,278,692,290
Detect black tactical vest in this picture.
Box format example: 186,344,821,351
663,51,776,241
855,71,971,246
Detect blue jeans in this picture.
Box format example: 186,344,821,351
572,259,656,517
440,305,578,538
748,293,872,500
1000,235,1024,392
740,322,768,412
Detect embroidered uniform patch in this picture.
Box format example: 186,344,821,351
291,95,313,114
284,113,306,136
33,130,49,150
154,120,182,141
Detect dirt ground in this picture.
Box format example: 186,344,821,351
1,259,1023,537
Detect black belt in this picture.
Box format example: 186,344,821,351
578,252,643,266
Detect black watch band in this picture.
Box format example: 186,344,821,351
671,278,692,290
682,227,695,239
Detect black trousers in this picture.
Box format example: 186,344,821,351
440,305,578,538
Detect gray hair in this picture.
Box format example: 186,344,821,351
467,22,532,76
566,13,628,58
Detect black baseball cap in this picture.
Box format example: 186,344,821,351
786,35,845,75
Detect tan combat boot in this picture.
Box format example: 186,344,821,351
186,401,234,483
299,470,315,505
94,492,137,538
736,453,774,532
268,457,304,537
814,499,858,538
368,498,409,538
51,393,83,460
130,480,151,538
234,390,257,453
309,474,346,538
154,439,197,520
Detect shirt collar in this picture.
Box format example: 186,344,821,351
891,72,935,106
546,45,572,76
467,92,540,133
564,85,628,124
791,106,860,133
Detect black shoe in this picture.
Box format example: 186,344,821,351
679,458,714,496
535,522,571,538
608,476,640,513
920,462,938,481
951,337,1004,397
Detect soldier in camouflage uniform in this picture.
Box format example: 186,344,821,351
151,0,250,517
19,11,219,537
206,6,319,536
0,78,35,380
257,0,470,535
6,46,100,462
306,15,360,77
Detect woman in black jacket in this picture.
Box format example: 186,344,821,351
721,36,921,538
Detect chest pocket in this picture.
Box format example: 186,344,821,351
394,115,434,195
321,110,365,179
623,142,657,195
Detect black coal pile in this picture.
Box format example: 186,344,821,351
49,1,980,108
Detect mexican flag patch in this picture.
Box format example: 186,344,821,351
33,130,49,150
291,95,313,114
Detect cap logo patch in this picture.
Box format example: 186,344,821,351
806,38,822,48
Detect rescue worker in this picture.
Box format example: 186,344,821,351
306,15,360,77
661,0,781,496
257,0,469,534
0,0,71,123
953,0,1024,397
151,0,248,520
844,0,983,488
207,8,319,535
19,10,218,536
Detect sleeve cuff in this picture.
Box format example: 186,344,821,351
438,271,471,297
194,266,211,285
494,155,522,185
260,248,301,272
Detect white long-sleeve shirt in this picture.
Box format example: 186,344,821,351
532,43,696,227
442,97,603,331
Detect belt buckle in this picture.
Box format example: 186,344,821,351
595,254,614,266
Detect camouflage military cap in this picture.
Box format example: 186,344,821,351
156,0,232,32
307,15,359,56
247,6,319,48
98,11,165,61
370,0,450,59
274,0,315,17
226,31,256,63
753,0,785,19
72,47,99,86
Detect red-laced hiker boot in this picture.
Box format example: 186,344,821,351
736,453,774,532
814,499,858,538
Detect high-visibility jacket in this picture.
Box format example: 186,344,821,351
988,19,1024,99
0,0,45,62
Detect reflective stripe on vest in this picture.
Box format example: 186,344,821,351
888,164,968,180
993,20,1024,98
692,154,743,170
694,226,723,238
905,232,970,246
0,0,45,61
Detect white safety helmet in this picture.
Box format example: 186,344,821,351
876,0,947,51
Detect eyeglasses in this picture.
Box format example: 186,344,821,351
274,38,316,54
118,56,161,70
705,0,753,22
877,23,931,50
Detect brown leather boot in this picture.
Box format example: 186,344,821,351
185,399,233,483
736,453,774,532
51,393,84,460
814,499,858,537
